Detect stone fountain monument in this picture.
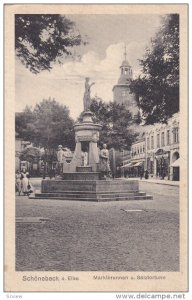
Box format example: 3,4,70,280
32,78,152,201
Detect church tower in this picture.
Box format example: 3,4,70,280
112,45,138,115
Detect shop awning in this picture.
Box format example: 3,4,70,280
171,158,180,167
133,161,144,167
121,162,133,168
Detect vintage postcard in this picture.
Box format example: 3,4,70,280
4,4,188,292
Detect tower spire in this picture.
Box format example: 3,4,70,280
124,44,127,61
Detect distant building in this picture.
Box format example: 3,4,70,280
130,138,145,176
144,113,180,181
15,135,45,176
15,137,31,171
112,46,138,115
122,150,132,166
121,113,180,181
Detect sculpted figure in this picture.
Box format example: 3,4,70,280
57,145,65,163
57,145,65,174
99,144,111,178
83,77,95,111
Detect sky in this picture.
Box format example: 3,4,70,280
15,14,162,119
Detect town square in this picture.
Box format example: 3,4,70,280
16,179,179,272
14,12,181,273
3,4,189,294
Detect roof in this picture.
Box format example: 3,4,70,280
121,60,130,67
132,139,145,145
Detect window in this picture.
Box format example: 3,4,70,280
161,132,165,147
122,91,127,97
140,146,142,153
157,134,160,148
167,130,170,145
173,128,179,143
151,136,154,149
147,137,150,150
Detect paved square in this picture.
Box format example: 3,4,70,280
16,180,179,272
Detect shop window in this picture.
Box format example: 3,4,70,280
161,132,165,147
147,137,150,150
167,130,170,145
157,134,160,148
173,128,179,143
151,136,154,149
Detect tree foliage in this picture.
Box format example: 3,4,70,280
130,14,179,124
19,146,42,162
16,97,139,154
16,98,75,150
82,98,138,150
15,14,85,73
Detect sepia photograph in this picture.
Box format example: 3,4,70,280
4,4,188,293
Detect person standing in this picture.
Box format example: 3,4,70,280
21,169,30,196
144,169,149,179
15,170,22,195
140,168,144,180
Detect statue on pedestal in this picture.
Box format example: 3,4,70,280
83,77,95,111
57,145,65,175
99,144,111,178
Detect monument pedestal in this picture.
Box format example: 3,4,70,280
62,172,100,181
31,99,153,202
66,111,102,173
76,166,93,172
31,179,153,202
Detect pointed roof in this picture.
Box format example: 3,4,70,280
121,59,130,67
112,44,133,89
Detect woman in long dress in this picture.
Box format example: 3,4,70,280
15,170,22,195
21,169,31,196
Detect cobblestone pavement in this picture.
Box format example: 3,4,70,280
16,180,179,272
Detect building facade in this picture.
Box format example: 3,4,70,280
129,138,145,177
15,138,31,171
121,113,180,181
121,138,145,177
112,47,138,116
144,113,180,180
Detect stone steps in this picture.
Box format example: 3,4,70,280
31,179,153,202
33,190,144,197
30,191,152,201
36,190,144,196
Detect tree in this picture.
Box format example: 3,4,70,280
19,147,42,162
15,106,35,140
15,14,85,73
16,98,75,151
82,98,138,150
130,14,179,124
